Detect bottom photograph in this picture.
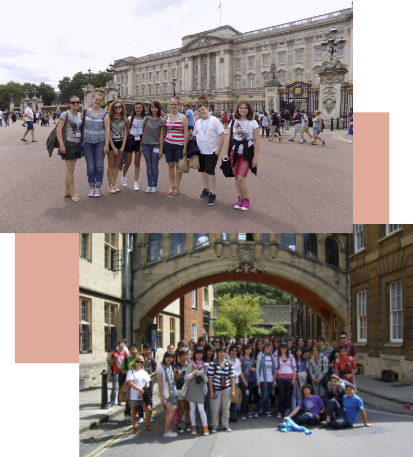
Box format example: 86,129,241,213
79,228,413,456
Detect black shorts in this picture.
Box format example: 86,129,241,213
109,140,123,152
125,136,141,153
198,153,218,175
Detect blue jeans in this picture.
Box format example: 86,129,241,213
294,411,320,425
4,117,9,126
240,382,254,415
142,144,160,186
255,383,271,414
110,372,119,404
82,141,105,186
0,118,2,126
312,380,325,397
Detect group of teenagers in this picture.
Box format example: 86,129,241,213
52,90,260,210
110,331,373,439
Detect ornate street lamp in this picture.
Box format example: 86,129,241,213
321,27,346,62
106,63,116,81
55,90,61,109
84,68,94,84
172,77,177,97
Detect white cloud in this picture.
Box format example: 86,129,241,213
0,45,35,57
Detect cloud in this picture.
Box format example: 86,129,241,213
0,45,35,57
1,62,55,85
132,0,192,17
76,52,95,59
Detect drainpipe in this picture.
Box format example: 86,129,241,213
123,234,132,342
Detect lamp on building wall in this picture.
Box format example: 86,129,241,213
172,77,177,97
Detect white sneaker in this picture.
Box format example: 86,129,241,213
134,182,139,191
88,186,95,197
150,187,157,193
94,186,101,197
137,417,144,424
163,431,178,438
145,187,152,193
114,183,120,192
121,177,127,187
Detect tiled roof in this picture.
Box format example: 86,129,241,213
258,305,291,326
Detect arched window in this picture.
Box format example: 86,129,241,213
281,233,296,251
304,234,318,258
262,233,270,243
325,238,339,267
194,233,210,248
170,234,186,256
146,234,163,263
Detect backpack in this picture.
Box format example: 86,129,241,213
272,114,279,125
308,116,313,127
46,112,68,157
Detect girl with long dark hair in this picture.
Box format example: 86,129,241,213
239,344,255,419
107,101,127,193
274,342,296,418
156,351,178,438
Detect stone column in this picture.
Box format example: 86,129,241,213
197,54,202,91
128,66,134,98
304,36,314,82
286,39,295,81
206,53,211,91
37,95,43,112
9,97,14,112
188,56,194,93
223,49,231,90
255,45,262,89
241,47,248,90
318,66,348,124
215,52,221,90
181,59,185,94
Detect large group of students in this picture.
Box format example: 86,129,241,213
110,332,373,438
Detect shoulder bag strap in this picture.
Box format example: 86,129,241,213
227,120,234,155
81,109,87,136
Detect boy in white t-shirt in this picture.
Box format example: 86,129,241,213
299,109,313,144
21,103,36,142
193,103,225,206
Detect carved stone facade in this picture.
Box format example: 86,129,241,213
112,7,353,111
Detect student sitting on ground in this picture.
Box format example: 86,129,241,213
283,383,325,426
321,383,374,429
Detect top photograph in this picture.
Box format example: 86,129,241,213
0,0,353,233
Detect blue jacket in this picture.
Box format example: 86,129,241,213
279,417,312,435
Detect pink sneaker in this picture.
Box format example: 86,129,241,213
234,196,243,209
241,198,250,211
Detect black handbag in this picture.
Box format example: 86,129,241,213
220,159,234,177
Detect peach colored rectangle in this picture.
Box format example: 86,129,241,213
353,113,389,223
15,234,79,363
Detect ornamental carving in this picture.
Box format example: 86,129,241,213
144,271,152,282
319,73,345,84
332,273,340,284
185,64,188,69
322,87,337,114
268,97,274,110
229,259,264,274
255,244,263,259
230,244,238,257
215,242,223,258
241,48,248,54
305,36,314,42
270,42,278,49
223,49,232,54
220,58,224,63
256,44,262,51
197,37,212,47
270,245,277,259
286,39,295,45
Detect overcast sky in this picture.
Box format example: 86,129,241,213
1,0,351,89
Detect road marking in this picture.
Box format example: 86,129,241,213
83,425,132,457
366,408,413,418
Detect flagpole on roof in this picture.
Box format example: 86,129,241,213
217,2,221,27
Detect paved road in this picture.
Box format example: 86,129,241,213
79,406,413,457
0,122,352,233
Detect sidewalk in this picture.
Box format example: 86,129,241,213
356,375,413,406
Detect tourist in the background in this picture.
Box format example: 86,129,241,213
21,102,36,142
184,103,195,134
309,344,329,397
109,340,127,407
141,343,157,424
120,344,140,422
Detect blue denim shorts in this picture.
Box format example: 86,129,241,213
26,121,34,130
313,127,320,135
164,142,184,163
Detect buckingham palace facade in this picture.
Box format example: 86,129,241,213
112,6,353,112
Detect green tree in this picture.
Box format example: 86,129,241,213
37,82,57,105
272,324,289,337
58,76,73,103
216,294,263,338
0,81,25,110
214,316,236,339
91,71,112,89
214,282,290,306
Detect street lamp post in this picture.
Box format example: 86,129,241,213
295,299,303,337
106,63,116,81
55,90,61,111
84,68,94,84
321,27,346,62
172,77,177,97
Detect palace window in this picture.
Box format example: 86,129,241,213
263,55,269,66
142,87,145,95
149,87,152,95
249,58,254,68
214,62,216,72
136,75,139,82
146,234,163,263
195,82,198,90
337,46,344,57
170,318,175,347
279,74,285,84
104,303,117,351
357,291,367,342
157,315,163,348
156,71,159,80
281,233,296,250
390,280,403,342
136,88,139,96
325,238,339,267
79,298,92,353
296,50,303,62
304,233,317,258
204,81,207,90
296,39,303,43
149,72,152,81
194,233,210,248
236,60,241,69
263,76,268,85
213,80,216,89
191,323,198,340
191,290,197,309
354,224,364,252
164,71,167,78
316,34,323,39
196,65,198,74
263,44,269,49
279,53,285,64
249,78,254,88
386,224,401,235
80,233,91,261
142,74,145,81
236,79,240,89
164,86,167,94
172,69,176,78
315,48,322,59
222,233,230,241
262,234,270,243
204,63,207,73
156,86,159,94
170,233,186,256
104,234,119,270
249,47,255,50
296,72,303,80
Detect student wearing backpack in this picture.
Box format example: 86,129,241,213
335,345,358,388
56,95,83,202
309,344,329,397
122,102,146,191
274,342,297,418
269,110,282,142
223,101,260,212
109,340,127,406
164,97,188,196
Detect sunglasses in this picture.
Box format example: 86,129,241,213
70,101,80,104
178,348,188,352
266,346,273,349
325,343,332,347
340,337,347,339
213,341,220,343
114,106,122,110
230,349,237,352
189,343,195,347
135,360,143,364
